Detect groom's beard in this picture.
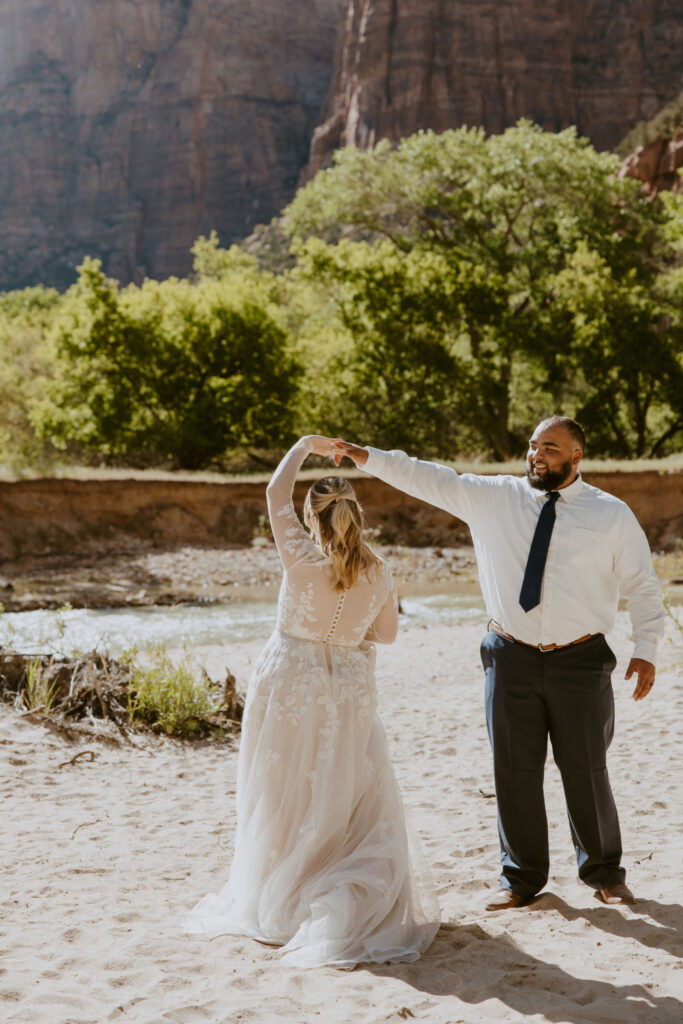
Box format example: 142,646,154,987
526,459,573,491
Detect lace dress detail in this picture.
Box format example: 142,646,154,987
183,438,440,968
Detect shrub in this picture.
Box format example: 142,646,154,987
126,646,215,736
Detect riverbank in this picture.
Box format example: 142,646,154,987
2,611,681,1024
1,539,681,613
0,543,479,612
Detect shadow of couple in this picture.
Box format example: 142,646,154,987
365,894,681,1023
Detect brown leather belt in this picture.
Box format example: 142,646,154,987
488,620,600,652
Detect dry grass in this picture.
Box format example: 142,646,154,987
0,452,679,484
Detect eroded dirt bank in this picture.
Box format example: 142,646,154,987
0,469,680,561
0,469,679,611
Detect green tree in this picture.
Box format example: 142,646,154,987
285,122,682,459
550,245,683,456
38,259,301,468
293,239,475,454
0,286,62,469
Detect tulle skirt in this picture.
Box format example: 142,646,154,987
183,630,440,968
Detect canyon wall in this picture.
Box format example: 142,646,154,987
307,0,683,174
0,0,342,289
2,1,683,290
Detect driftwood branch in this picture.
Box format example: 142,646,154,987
71,819,102,839
58,750,99,769
0,648,244,740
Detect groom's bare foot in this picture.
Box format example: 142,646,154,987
484,889,528,911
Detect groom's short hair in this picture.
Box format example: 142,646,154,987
536,415,586,453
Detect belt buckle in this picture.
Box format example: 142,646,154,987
538,641,558,652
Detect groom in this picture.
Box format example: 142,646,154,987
332,417,665,909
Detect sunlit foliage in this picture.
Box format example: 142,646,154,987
285,121,683,459
0,122,681,468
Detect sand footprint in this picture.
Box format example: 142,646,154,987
160,1004,218,1023
114,911,139,924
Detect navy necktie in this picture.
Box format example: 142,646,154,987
519,491,560,612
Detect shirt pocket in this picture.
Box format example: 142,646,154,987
563,525,613,570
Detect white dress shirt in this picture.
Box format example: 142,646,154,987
365,447,665,664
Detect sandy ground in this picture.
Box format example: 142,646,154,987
1,611,682,1024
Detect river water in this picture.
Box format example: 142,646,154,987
4,578,677,659
0,588,489,658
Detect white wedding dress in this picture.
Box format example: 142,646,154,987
183,438,440,968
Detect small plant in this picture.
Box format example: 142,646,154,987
127,644,215,736
21,657,60,713
53,602,73,642
0,602,17,648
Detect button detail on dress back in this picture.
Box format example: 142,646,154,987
324,592,346,643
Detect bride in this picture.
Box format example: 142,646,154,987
183,435,440,968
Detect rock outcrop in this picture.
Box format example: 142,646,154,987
307,0,683,175
619,134,683,195
0,0,343,289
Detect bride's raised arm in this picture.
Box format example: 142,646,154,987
265,435,336,569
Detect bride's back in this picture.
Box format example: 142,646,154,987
277,552,395,647
267,448,398,649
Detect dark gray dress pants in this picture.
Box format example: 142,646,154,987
480,630,626,899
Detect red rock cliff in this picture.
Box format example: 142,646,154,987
619,135,683,195
3,1,683,290
307,0,683,175
0,0,343,289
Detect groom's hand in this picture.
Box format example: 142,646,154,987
332,439,368,467
626,658,655,701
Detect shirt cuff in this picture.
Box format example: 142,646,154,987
364,446,384,472
632,639,658,666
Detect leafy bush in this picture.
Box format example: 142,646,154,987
37,258,301,468
125,646,216,736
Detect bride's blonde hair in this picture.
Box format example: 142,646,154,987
304,476,380,592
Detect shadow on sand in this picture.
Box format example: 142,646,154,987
366,898,682,1024
530,892,682,959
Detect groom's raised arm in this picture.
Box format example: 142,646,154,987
333,440,500,525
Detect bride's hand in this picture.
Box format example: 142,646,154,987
306,435,339,458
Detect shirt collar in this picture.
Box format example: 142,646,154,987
525,472,584,503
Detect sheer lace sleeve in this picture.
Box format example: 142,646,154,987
266,437,319,570
364,579,399,645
